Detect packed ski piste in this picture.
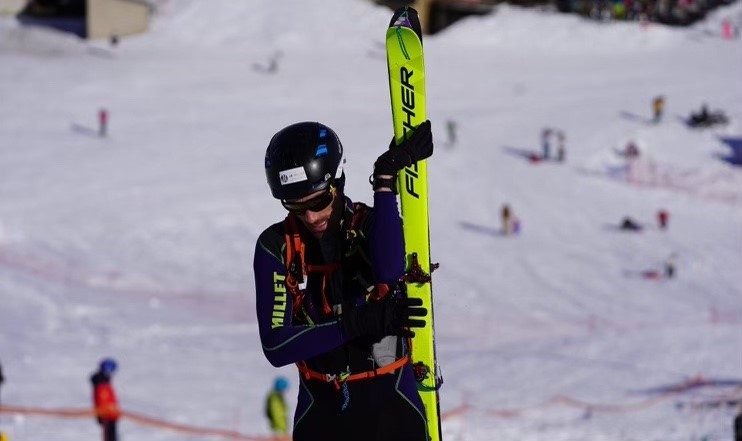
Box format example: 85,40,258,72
1,0,742,440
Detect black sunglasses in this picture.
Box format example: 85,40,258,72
282,186,335,215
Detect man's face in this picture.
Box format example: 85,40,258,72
284,187,336,238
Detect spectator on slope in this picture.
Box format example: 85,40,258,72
556,130,566,162
625,0,636,19
98,108,108,138
652,95,665,123
688,103,728,128
698,103,709,122
253,121,431,440
619,216,643,231
445,119,457,147
734,403,742,441
657,209,669,229
541,127,552,159
501,203,513,235
0,360,4,406
91,358,120,441
265,376,290,437
624,141,640,159
664,253,676,279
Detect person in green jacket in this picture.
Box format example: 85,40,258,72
265,377,289,436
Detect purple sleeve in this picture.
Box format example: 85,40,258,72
254,242,347,367
369,191,405,284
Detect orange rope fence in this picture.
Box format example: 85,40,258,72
0,405,93,419
443,388,742,420
121,410,288,441
2,388,739,437
0,405,287,441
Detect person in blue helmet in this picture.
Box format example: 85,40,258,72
253,121,433,440
90,358,120,441
265,376,290,436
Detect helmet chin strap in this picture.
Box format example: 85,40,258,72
320,188,344,240
335,172,346,195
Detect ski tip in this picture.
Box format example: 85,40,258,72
388,6,422,40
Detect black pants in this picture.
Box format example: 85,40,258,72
100,420,117,441
293,366,427,441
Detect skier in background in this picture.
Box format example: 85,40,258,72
657,209,669,229
664,253,676,279
0,360,4,406
541,127,552,159
652,95,665,123
556,130,566,162
734,403,742,441
501,204,512,235
253,120,432,440
619,216,642,231
98,108,108,138
624,141,640,158
721,18,735,40
445,119,457,147
265,376,290,437
91,358,120,441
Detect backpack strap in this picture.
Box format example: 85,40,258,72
283,214,341,318
284,214,307,317
282,202,376,320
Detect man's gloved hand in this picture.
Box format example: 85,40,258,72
374,120,434,177
342,297,427,340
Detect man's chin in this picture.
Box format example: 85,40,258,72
309,221,328,237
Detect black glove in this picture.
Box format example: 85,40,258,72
342,297,427,340
374,120,434,177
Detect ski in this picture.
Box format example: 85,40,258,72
386,7,442,441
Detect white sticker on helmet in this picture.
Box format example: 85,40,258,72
279,166,308,186
335,153,346,179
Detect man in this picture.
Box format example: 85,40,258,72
556,130,566,162
253,121,433,441
652,95,665,123
541,127,552,159
500,203,512,235
91,358,120,441
0,360,5,406
657,209,669,229
265,376,289,436
98,108,108,138
445,119,457,147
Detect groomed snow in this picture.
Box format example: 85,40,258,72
0,0,741,439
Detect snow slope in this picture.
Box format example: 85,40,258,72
0,0,741,439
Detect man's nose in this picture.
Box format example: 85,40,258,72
304,209,321,222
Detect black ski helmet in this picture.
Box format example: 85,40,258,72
265,122,345,200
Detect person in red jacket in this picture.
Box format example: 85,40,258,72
91,358,120,441
657,209,669,229
98,108,108,138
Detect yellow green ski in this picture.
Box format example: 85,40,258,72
386,6,442,441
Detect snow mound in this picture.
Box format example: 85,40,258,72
150,0,391,50
439,4,682,52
